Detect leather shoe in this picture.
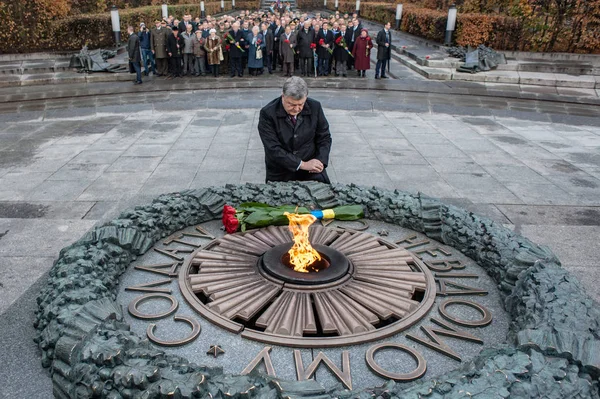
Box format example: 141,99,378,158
381,75,389,79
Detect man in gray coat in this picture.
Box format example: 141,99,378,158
126,26,142,84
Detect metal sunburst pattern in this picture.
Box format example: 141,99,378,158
179,225,436,347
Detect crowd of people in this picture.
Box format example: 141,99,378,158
125,8,393,84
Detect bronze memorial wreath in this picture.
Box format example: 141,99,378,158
34,182,600,398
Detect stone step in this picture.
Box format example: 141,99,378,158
0,60,73,75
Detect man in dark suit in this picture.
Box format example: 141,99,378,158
316,22,334,77
258,77,332,184
228,22,245,77
346,19,361,70
271,19,283,71
261,22,274,74
375,22,392,79
126,25,142,84
178,15,196,34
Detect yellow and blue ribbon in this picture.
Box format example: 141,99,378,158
310,209,336,220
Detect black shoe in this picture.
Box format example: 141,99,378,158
357,71,361,76
381,75,389,79
135,81,143,84
238,74,243,77
375,75,380,79
343,74,347,77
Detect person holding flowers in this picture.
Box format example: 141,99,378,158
248,26,266,76
279,25,297,77
315,22,334,77
297,21,315,77
227,22,245,77
375,22,392,79
333,23,351,77
352,28,373,78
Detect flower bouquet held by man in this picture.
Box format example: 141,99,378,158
222,203,364,233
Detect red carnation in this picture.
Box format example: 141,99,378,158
335,36,342,44
222,205,239,234
310,42,316,49
226,44,231,51
284,39,290,44
257,39,262,44
319,38,325,45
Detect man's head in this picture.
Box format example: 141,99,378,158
232,21,240,31
172,26,179,35
304,21,311,30
242,21,249,29
322,22,328,30
127,25,134,35
161,20,167,28
140,22,146,31
384,22,391,30
353,19,359,27
155,20,161,28
282,77,308,116
284,25,291,34
195,30,202,38
186,24,193,32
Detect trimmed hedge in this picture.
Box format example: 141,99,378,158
0,2,259,53
298,1,598,53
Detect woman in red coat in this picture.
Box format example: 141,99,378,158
351,29,373,78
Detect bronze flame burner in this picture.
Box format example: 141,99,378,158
259,243,350,285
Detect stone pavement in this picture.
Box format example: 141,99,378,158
0,86,599,397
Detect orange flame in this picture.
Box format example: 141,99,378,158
284,211,321,273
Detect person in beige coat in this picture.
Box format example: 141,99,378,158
279,25,296,77
205,29,223,77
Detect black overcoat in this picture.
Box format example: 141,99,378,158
258,97,332,183
376,29,392,61
127,33,141,63
315,29,334,60
228,29,245,58
296,28,316,58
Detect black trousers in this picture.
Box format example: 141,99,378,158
169,56,182,76
230,57,243,76
300,57,313,76
272,49,280,70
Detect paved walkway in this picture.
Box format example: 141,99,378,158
0,86,599,397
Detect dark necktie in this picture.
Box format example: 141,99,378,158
290,115,297,125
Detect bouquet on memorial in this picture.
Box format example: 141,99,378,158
335,36,353,57
224,33,245,52
319,38,333,54
222,203,364,233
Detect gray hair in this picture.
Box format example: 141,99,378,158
282,77,308,100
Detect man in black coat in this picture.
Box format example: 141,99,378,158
375,22,392,79
296,21,315,77
271,19,284,71
258,77,332,184
346,19,361,70
261,22,274,74
228,22,245,77
126,26,142,84
316,22,334,77
166,27,183,78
